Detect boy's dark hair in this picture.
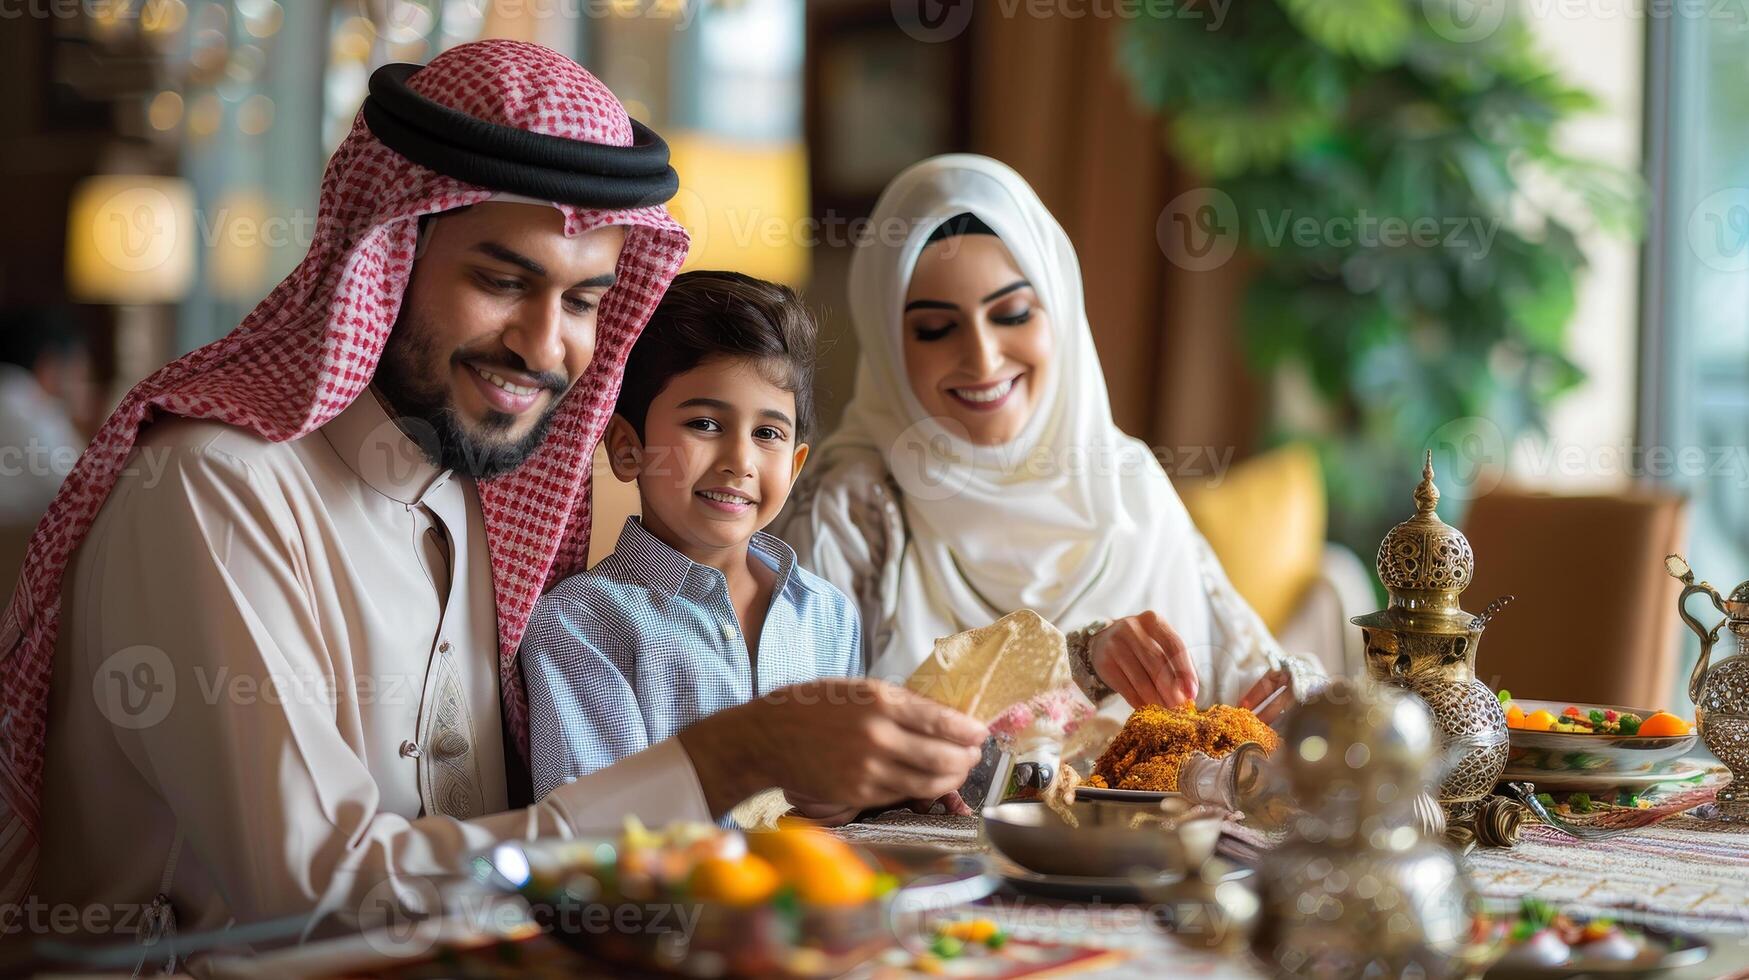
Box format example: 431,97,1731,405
616,270,818,443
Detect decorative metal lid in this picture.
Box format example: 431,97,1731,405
1352,452,1479,635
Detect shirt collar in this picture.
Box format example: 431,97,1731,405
612,516,798,598
320,387,456,507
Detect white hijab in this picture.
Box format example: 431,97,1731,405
820,154,1215,682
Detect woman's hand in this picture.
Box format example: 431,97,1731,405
1090,611,1197,708
1237,667,1294,726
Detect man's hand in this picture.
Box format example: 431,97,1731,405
783,791,862,827
1090,610,1197,707
1236,667,1294,726
784,789,973,828
679,678,988,819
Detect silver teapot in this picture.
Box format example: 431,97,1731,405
1666,554,1749,821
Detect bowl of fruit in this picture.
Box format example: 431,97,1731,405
479,818,995,978
1499,692,1698,776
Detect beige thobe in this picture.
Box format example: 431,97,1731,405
36,390,708,940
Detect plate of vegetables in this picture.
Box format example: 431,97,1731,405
1499,693,1698,774
479,818,999,978
1485,896,1709,978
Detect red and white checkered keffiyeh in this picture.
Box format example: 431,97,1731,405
0,39,688,900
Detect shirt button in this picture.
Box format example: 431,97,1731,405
720,622,737,641
438,640,452,654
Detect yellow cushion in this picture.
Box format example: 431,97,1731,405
1175,444,1325,634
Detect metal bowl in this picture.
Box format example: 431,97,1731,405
981,798,1222,880
1506,700,1698,774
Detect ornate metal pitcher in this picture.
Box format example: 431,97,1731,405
1250,679,1495,978
1665,554,1749,822
1353,454,1516,832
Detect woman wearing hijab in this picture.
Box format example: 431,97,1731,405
780,154,1323,722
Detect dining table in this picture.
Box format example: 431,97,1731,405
826,782,1749,980
24,758,1749,979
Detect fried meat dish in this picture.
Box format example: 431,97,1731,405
1085,702,1278,792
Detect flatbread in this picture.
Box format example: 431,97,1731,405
905,610,1072,724
730,788,793,831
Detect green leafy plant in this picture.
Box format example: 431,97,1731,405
1119,0,1640,552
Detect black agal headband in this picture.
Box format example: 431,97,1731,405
362,62,680,209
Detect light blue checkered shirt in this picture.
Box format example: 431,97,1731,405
522,516,862,801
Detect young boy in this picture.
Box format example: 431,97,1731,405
521,270,861,802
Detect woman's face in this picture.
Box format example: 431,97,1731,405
901,233,1053,446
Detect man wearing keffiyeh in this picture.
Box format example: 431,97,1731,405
0,40,983,950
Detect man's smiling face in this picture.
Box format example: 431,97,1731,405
375,201,627,479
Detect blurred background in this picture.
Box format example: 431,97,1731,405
1,0,1745,717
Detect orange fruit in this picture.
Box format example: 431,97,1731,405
689,854,779,906
1637,712,1691,737
1522,710,1557,732
747,823,875,906
1505,704,1526,728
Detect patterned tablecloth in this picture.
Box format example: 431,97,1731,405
834,772,1749,978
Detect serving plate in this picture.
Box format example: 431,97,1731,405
1506,700,1698,774
476,836,998,978
1501,758,1708,794
1477,899,1710,979
1073,786,1178,805
980,798,1221,881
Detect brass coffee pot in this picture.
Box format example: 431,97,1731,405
1665,554,1749,822
1353,453,1516,832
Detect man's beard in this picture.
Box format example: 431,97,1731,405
373,309,568,481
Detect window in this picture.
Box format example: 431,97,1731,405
1643,10,1749,714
